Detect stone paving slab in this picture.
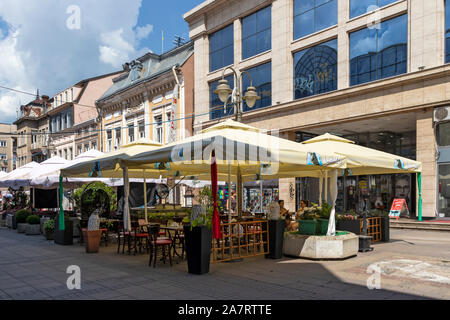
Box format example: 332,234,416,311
1,228,449,300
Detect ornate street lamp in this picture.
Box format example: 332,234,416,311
214,67,260,122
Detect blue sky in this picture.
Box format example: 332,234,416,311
0,0,204,124
137,0,203,55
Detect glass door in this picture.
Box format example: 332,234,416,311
438,164,450,217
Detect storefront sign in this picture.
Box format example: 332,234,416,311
389,198,409,219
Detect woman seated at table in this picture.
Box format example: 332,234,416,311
279,200,298,231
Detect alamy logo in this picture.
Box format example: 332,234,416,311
366,263,381,290
66,5,81,30
66,265,81,290
366,5,382,30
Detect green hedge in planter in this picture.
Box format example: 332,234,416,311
317,219,330,235
15,209,30,224
26,215,40,225
298,220,317,235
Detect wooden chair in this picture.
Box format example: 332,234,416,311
148,224,173,267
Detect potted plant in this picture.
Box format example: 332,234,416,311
263,201,285,259
184,189,213,275
25,215,41,235
82,208,102,253
336,210,360,235
54,215,74,245
44,219,55,240
15,209,29,233
317,202,332,235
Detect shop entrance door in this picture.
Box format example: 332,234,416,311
438,163,450,218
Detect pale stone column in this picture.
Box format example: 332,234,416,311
122,102,127,144
143,92,150,139
416,109,437,218
271,0,292,105
278,131,296,212
337,0,349,90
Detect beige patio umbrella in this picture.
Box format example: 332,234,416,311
121,120,347,225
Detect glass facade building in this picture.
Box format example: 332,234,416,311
242,62,272,112
350,14,407,86
209,24,234,72
294,0,337,40
210,75,235,120
242,6,271,60
294,39,337,99
350,0,398,19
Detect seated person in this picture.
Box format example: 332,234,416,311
296,200,309,219
278,200,290,218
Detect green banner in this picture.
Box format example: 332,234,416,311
59,175,65,230
418,173,423,222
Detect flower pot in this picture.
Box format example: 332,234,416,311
336,219,361,235
17,223,27,233
12,215,17,229
44,229,54,240
54,218,73,245
381,216,390,242
264,219,285,259
183,225,212,275
82,228,101,253
26,224,41,235
317,219,330,235
298,220,317,235
40,217,50,234
6,214,12,228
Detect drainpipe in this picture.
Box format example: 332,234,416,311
96,102,103,152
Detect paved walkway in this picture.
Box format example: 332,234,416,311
0,227,449,300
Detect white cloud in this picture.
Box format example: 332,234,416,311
0,0,152,123
99,29,136,68
135,24,153,40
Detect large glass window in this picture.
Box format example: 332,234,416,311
350,0,398,19
294,0,337,40
209,75,235,120
350,14,407,86
209,24,234,72
242,6,271,60
438,122,450,147
294,39,337,99
439,164,450,217
446,0,450,63
242,62,272,112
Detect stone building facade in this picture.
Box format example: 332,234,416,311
184,0,450,218
0,123,17,172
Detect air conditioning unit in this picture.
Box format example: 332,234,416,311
434,107,450,123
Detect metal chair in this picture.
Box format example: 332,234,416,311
148,224,173,267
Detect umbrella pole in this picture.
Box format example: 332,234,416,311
123,167,131,231
143,170,148,224
260,179,263,214
324,171,328,204
58,175,65,231
326,169,338,236
318,172,323,205
228,164,231,223
237,165,242,219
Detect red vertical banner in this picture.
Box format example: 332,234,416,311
211,150,222,239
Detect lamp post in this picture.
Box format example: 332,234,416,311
213,67,260,122
214,67,261,218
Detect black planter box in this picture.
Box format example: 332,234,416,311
12,215,17,229
381,216,390,242
336,220,360,235
358,235,373,252
54,218,73,246
263,220,285,259
183,226,212,275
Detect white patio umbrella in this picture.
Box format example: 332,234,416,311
0,162,41,189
